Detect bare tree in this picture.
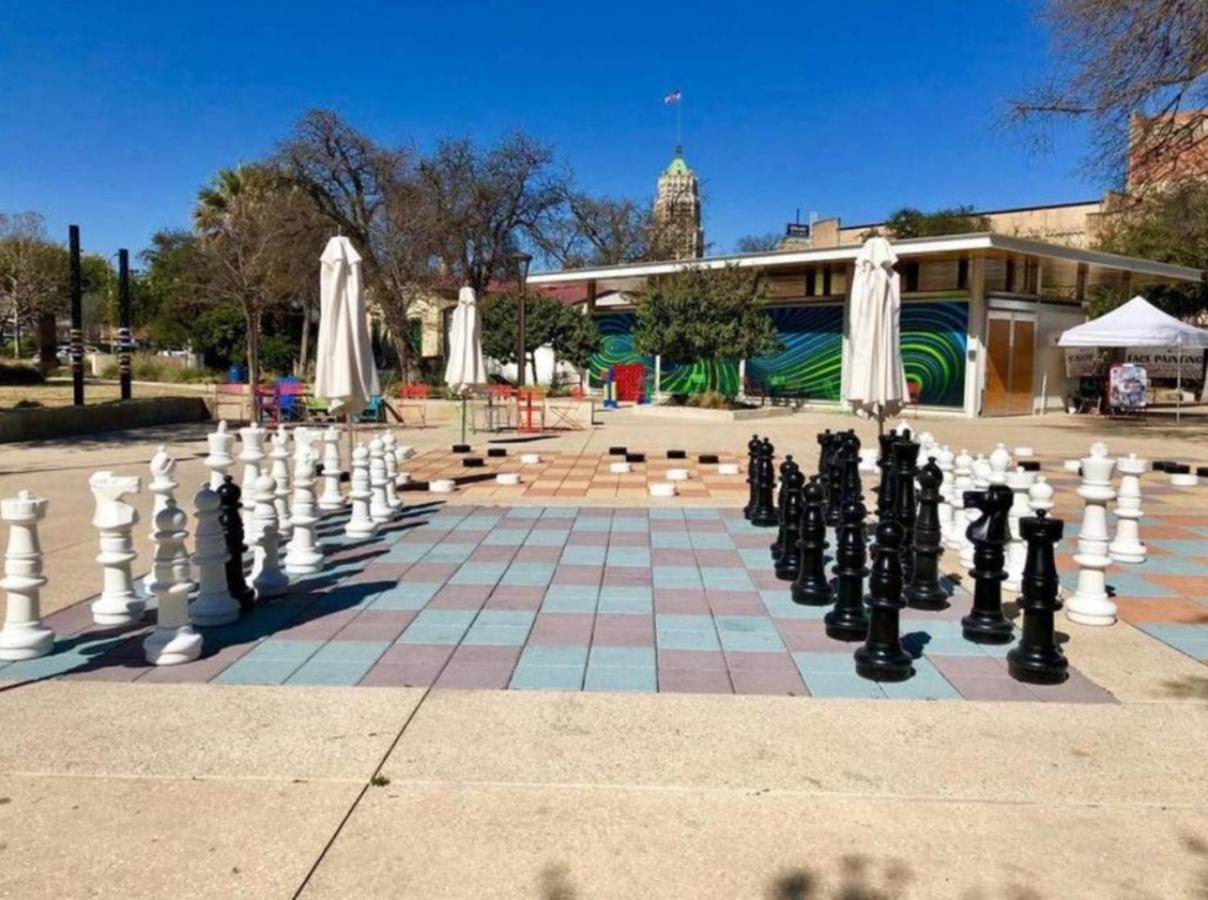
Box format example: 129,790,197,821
734,233,782,254
0,212,67,359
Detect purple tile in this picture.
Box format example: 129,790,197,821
61,660,147,682
707,591,765,615
470,545,517,562
359,661,440,687
567,532,609,546
552,565,603,586
334,610,415,642
1026,669,1117,704
138,642,252,683
447,529,488,543
652,549,696,566
602,569,653,587
529,612,595,645
449,644,522,667
405,563,458,583
686,520,726,533
43,602,94,637
698,551,743,568
379,643,455,666
435,664,513,689
732,534,774,549
484,586,545,610
429,584,492,609
654,593,710,614
730,667,809,696
345,563,410,584
592,614,654,646
659,668,732,694
750,571,788,589
927,655,1006,678
778,628,847,652
658,649,727,671
513,546,562,563
947,674,1037,702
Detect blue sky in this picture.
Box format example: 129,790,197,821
0,0,1096,262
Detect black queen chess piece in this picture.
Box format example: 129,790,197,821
771,455,799,562
775,467,807,582
825,495,871,641
838,432,863,509
743,434,761,521
217,475,255,612
825,432,855,528
905,457,948,610
854,519,914,682
960,484,1015,644
791,477,833,605
750,438,779,527
875,430,902,522
892,434,920,586
1007,509,1070,684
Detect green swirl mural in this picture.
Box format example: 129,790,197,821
747,305,844,400
660,359,740,395
901,300,968,407
588,312,650,388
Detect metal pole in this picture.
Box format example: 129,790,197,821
517,292,526,388
118,249,132,400
69,225,84,407
1176,336,1183,423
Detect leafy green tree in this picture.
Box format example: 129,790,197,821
870,206,991,240
0,211,68,359
481,291,600,383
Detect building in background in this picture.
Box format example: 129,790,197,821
653,146,704,260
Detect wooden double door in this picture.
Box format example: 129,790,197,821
983,312,1035,416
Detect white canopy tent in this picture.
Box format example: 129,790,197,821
1058,295,1208,420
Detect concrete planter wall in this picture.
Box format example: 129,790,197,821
631,404,795,422
0,397,211,444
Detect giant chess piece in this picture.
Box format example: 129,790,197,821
238,423,267,507
216,476,255,612
934,445,955,546
1066,443,1118,626
345,445,378,538
960,484,1015,644
1007,509,1069,685
749,439,779,527
743,434,761,521
892,434,920,585
89,471,145,626
292,425,316,470
826,433,856,528
1027,476,1056,606
286,448,324,575
143,499,203,664
1109,453,1148,564
381,431,403,511
204,420,235,491
771,455,799,562
791,477,832,605
825,494,870,641
960,454,992,570
1003,466,1037,593
250,474,289,599
270,426,294,541
947,449,974,552
854,520,914,682
318,424,346,511
837,433,863,511
988,443,1013,486
0,490,54,660
905,456,947,610
875,431,900,522
368,437,393,525
189,484,239,628
145,446,194,595
775,467,806,582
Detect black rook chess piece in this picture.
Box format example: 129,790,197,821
1007,510,1069,684
892,435,920,586
905,456,948,610
771,455,798,561
750,439,779,527
775,467,806,582
790,477,831,603
743,434,761,521
960,484,1015,644
854,519,914,682
217,475,255,612
825,495,870,641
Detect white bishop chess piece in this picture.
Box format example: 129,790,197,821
90,471,145,626
368,438,393,524
204,421,235,490
142,499,203,665
0,490,54,660
1066,443,1118,626
250,474,289,599
318,424,345,511
189,485,240,627
1109,453,1148,564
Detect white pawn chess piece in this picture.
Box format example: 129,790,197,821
960,454,992,570
204,421,235,491
1028,475,1055,516
1066,443,1118,626
917,432,936,456
368,438,392,524
0,490,54,660
238,423,267,507
142,500,203,665
381,432,403,511
286,449,324,575
270,427,293,541
1003,466,1037,593
1109,453,1148,564
189,485,239,627
947,449,974,552
892,421,911,436
934,445,955,545
345,445,378,538
89,471,145,626
988,443,1012,486
250,474,289,599
318,424,346,511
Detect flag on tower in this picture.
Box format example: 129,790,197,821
664,90,682,105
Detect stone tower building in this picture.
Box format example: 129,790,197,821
654,145,704,259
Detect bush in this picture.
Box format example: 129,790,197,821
0,362,45,386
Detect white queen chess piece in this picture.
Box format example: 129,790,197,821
189,485,239,627
318,424,346,510
1066,443,1118,626
238,423,267,507
204,421,235,491
0,490,54,660
345,445,378,538
1109,453,1148,564
89,471,145,626
142,500,203,665
250,474,289,599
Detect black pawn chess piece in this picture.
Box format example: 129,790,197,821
1007,510,1069,685
825,495,870,641
791,476,832,605
750,439,779,527
743,434,761,521
892,435,920,585
217,475,255,612
771,455,798,561
875,431,899,522
961,484,1015,644
905,457,947,610
854,519,914,682
775,468,806,582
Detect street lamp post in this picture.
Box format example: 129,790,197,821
509,252,533,387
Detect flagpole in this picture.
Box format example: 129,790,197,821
676,99,682,148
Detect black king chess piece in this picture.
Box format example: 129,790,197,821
891,435,920,586
790,476,832,604
743,434,761,521
838,432,863,506
750,438,779,527
875,430,903,522
825,494,870,641
217,474,256,612
1007,510,1069,684
825,432,852,528
854,519,914,682
905,456,948,610
771,455,798,561
960,484,1015,644
775,467,806,581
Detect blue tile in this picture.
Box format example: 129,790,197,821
215,658,302,685
540,507,577,519
650,508,685,520
651,532,693,549
520,645,589,667
606,547,652,568
1136,556,1208,576
541,588,599,613
791,650,853,675
598,586,653,614
461,515,503,529
482,528,531,546
739,550,775,571
286,659,377,686
561,546,606,565
476,610,536,628
715,615,778,633
719,630,786,652
656,630,720,651
500,562,555,587
656,614,716,632
685,508,722,520
525,530,569,547
504,507,544,519
572,518,611,532
689,533,736,550
584,666,657,692
423,543,478,563
373,582,440,604
610,517,650,533
510,664,584,690
310,640,390,663
1148,540,1208,556
410,609,478,628
653,566,703,588
397,624,470,645
462,624,531,646
804,671,884,699
1103,574,1178,598
589,646,656,668
878,659,961,700
383,543,433,562
245,639,324,662
449,562,509,586
368,590,433,611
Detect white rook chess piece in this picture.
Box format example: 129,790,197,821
286,449,323,575
205,421,235,490
90,471,144,626
1066,443,1118,626
250,474,289,599
960,454,992,570
381,431,403,511
189,485,239,627
934,445,955,545
143,500,203,665
0,491,53,660
1004,466,1037,593
318,424,346,511
1109,453,1148,564
270,427,293,541
947,449,974,552
345,445,378,538
368,438,392,524
238,423,267,507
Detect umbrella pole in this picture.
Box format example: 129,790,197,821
345,412,355,469
461,393,468,445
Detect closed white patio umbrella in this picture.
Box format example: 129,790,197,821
846,236,909,431
315,236,380,418
444,285,487,443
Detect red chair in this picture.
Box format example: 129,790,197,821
395,383,429,427
906,380,922,417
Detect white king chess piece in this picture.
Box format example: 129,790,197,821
238,423,267,507
286,448,324,575
1109,453,1148,564
204,420,235,490
1066,443,1118,626
934,445,955,545
89,471,145,626
142,500,203,665
145,445,194,594
318,424,346,510
0,490,54,660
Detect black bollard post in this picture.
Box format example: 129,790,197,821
906,456,947,610
217,475,256,612
825,494,870,641
68,225,84,407
775,467,806,582
960,485,1015,644
790,476,832,604
118,248,132,401
743,434,761,521
750,439,779,527
854,519,914,682
1007,510,1069,684
892,434,920,586
771,455,797,561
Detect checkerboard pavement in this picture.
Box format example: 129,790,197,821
8,456,1204,698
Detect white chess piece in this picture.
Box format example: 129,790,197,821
318,424,346,510
934,445,955,545
143,500,203,665
1004,467,1037,592
368,438,392,524
204,421,235,491
286,449,324,575
960,454,992,570
1028,475,1055,516
1066,443,1118,626
1109,453,1148,564
381,432,403,511
89,471,145,626
988,443,1012,486
270,427,293,540
947,449,974,552
189,485,239,627
238,424,267,507
292,425,316,467
145,445,194,594
345,445,378,538
250,474,289,599
0,490,54,660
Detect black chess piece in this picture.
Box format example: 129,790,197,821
854,519,914,682
816,430,836,519
875,431,899,522
825,495,870,641
839,432,863,507
892,435,920,585
905,456,947,610
825,433,851,528
775,468,807,582
1007,510,1069,684
743,434,761,521
815,429,833,480
790,476,832,605
750,439,779,527
216,475,255,612
960,485,1015,644
771,455,798,561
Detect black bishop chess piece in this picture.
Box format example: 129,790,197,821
825,494,870,641
775,467,806,582
1007,510,1069,684
854,519,914,682
960,484,1015,644
875,431,901,522
749,438,779,527
217,475,256,612
791,476,832,605
892,435,920,586
743,434,761,521
905,456,948,610
771,455,798,561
